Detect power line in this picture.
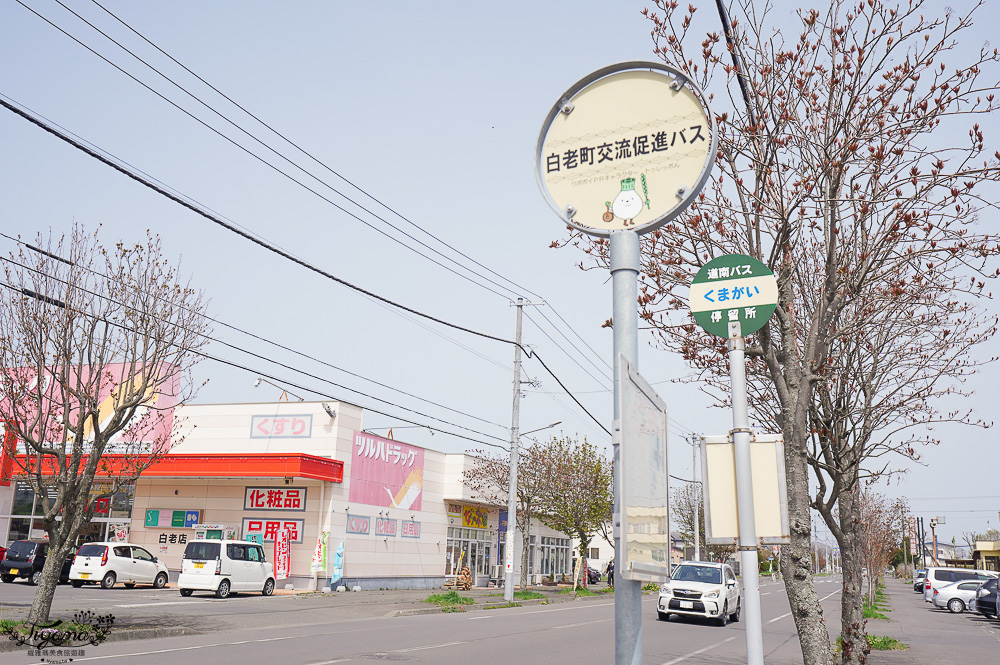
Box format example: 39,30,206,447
86,0,542,304
30,0,617,408
18,0,518,302
0,98,610,436
0,233,510,432
0,278,511,451
0,252,511,443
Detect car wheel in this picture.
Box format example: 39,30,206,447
154,573,168,589
657,611,670,621
179,588,193,597
216,579,230,599
948,598,965,614
29,570,42,586
124,583,136,589
730,598,741,622
71,580,84,588
262,578,275,596
717,601,729,627
0,575,13,583
101,572,116,589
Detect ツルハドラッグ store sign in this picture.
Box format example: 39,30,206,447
349,431,424,510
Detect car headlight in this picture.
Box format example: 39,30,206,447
704,589,720,599
659,585,671,595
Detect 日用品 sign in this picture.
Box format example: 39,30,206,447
536,61,716,237
689,254,778,338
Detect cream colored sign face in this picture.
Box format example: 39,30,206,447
539,69,712,235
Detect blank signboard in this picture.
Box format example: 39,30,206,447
701,433,789,545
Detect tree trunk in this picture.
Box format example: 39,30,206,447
519,515,531,589
836,490,869,665
781,433,835,665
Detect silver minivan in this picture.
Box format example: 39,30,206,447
922,566,996,603
177,539,275,599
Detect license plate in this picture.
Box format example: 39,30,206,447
193,562,205,569
680,600,694,609
9,569,18,575
80,573,90,579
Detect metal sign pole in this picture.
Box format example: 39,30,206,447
727,322,764,665
611,229,641,665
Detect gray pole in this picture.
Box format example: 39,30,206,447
504,299,525,603
727,326,764,665
692,435,700,562
611,230,641,665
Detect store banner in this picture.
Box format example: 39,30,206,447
311,531,330,573
330,540,345,588
274,529,291,580
349,431,425,510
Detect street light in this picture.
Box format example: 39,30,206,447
504,419,560,603
253,377,304,402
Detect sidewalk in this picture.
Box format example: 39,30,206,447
867,578,1000,664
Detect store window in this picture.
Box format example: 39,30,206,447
446,526,492,579
539,536,571,579
3,481,135,546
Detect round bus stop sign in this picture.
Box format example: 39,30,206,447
689,254,777,338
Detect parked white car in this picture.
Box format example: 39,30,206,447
931,578,986,613
657,561,741,626
922,567,996,603
69,542,169,589
177,539,275,599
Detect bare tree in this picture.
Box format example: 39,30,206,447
533,435,613,584
557,2,1000,663
462,442,548,589
0,225,210,624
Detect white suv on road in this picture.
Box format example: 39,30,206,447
69,542,169,589
177,539,275,599
657,561,742,626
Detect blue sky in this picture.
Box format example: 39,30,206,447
1,0,996,546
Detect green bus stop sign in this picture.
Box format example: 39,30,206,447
689,254,778,338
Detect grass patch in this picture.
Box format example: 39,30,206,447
425,590,475,607
835,635,907,652
513,591,545,600
483,602,522,609
555,586,610,596
642,582,660,592
863,605,889,620
867,635,906,650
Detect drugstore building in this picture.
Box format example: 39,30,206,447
0,400,575,590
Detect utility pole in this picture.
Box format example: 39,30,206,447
688,433,701,562
504,299,543,603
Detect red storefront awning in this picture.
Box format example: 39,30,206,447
4,452,344,483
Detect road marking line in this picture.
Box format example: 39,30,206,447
766,588,840,624
658,636,737,664
62,635,298,662
308,661,351,665
553,619,609,629
392,641,467,652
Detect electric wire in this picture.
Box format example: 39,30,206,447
0,94,611,436
42,0,617,403
0,278,511,451
14,0,513,301
523,309,611,390
86,0,547,304
0,232,511,432
0,254,511,443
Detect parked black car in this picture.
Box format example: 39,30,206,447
0,540,73,585
972,577,998,619
586,566,601,585
913,569,927,593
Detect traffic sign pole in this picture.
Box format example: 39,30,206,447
611,229,642,665
728,322,765,665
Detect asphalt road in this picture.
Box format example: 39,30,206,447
0,577,843,665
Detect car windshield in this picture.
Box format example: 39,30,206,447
183,542,220,560
77,544,107,557
671,565,722,584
